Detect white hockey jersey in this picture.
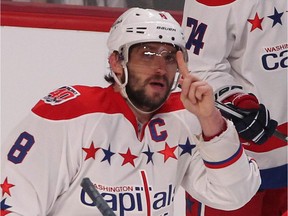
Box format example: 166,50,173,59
1,85,260,215
182,0,287,190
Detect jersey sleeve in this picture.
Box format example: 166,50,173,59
182,120,261,210
1,112,81,215
182,0,258,101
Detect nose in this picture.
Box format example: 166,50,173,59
152,56,167,75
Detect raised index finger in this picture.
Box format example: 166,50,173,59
176,51,189,78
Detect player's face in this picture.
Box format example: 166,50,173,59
126,42,178,112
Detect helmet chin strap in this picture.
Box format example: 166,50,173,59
111,64,128,99
112,64,175,115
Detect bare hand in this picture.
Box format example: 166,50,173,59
177,51,216,118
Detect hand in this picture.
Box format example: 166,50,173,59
177,51,226,138
222,93,278,144
232,103,278,144
176,51,215,118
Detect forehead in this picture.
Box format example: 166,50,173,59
130,42,177,52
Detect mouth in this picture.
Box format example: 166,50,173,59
149,81,167,92
150,81,165,88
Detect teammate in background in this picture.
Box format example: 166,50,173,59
182,0,287,215
1,7,261,216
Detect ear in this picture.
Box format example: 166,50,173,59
109,52,124,77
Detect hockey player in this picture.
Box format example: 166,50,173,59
182,0,287,215
1,8,260,215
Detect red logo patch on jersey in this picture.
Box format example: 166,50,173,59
196,0,235,6
42,86,80,105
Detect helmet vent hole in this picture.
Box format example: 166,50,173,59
171,37,175,41
159,35,163,39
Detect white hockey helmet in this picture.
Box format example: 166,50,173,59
107,7,188,63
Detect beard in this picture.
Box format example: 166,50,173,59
125,74,173,112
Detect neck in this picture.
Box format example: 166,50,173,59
128,102,153,124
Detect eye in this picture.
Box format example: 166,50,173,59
163,51,177,63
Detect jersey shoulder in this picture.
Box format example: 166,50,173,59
196,0,236,6
32,85,125,120
159,91,185,113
